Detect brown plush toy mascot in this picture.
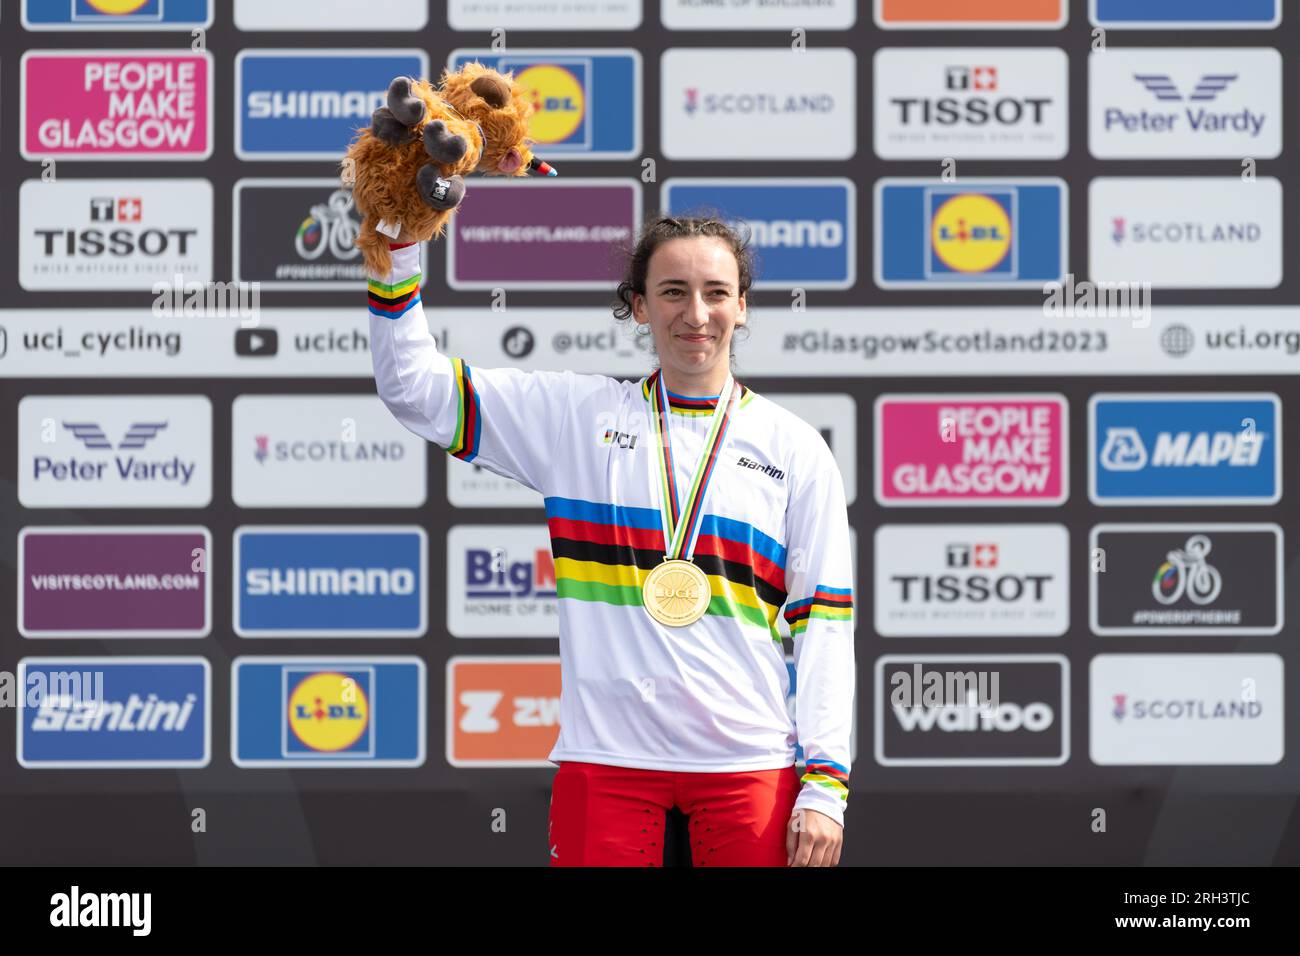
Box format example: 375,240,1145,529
344,61,557,276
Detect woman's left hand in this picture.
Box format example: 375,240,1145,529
786,808,843,867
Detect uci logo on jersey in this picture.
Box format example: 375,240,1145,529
1089,393,1281,505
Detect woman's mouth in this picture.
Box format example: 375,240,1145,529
678,333,712,343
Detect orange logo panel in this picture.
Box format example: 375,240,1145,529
880,0,1064,23
448,658,562,766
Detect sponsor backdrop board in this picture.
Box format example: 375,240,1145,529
2,6,1300,868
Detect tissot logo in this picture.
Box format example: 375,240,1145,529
1090,524,1283,635
875,655,1068,766
875,525,1068,636
20,178,213,291
874,49,1067,160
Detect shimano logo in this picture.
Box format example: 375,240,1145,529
245,567,416,595
744,219,843,248
31,693,198,732
247,89,384,119
737,455,784,481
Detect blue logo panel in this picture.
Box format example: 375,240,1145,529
19,659,209,768
235,527,426,636
448,50,639,158
233,658,425,766
876,180,1065,288
1093,0,1279,26
664,179,854,289
237,51,428,159
25,0,210,27
1091,394,1281,504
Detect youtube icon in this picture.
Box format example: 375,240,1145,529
235,328,278,357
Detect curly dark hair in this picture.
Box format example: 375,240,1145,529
611,210,757,361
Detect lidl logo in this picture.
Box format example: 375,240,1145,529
286,670,371,756
448,49,640,158
233,657,425,767
930,192,1014,276
875,178,1066,288
24,0,213,28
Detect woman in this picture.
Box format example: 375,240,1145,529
369,214,855,867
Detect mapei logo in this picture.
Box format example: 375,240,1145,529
875,178,1066,288
1089,393,1280,504
233,657,425,767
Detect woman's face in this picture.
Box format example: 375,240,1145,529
631,236,747,387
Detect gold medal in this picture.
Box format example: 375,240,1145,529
642,559,711,627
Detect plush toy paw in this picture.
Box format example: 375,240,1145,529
416,168,466,211
422,119,469,166
369,77,425,146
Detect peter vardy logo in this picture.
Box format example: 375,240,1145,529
236,49,429,159
1090,49,1280,159
232,657,425,767
234,527,427,637
1090,394,1280,504
18,658,210,768
19,396,212,508
1133,72,1238,103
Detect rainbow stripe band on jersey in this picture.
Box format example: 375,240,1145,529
640,377,756,414
368,273,421,318
783,585,854,636
801,758,850,803
545,495,790,641
447,358,482,461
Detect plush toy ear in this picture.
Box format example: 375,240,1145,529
387,76,426,126
370,107,416,146
469,74,510,109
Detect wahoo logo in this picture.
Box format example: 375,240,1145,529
737,455,785,481
1089,393,1280,504
1134,73,1238,102
18,658,210,768
876,655,1068,765
602,429,638,449
235,526,426,637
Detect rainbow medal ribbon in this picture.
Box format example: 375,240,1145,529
641,370,740,627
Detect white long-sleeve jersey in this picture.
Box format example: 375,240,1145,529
369,244,856,824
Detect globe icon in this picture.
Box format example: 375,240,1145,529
1160,324,1194,358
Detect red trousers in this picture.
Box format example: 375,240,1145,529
548,760,800,867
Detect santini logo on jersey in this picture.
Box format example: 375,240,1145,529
737,455,784,481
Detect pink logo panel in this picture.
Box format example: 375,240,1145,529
876,394,1068,505
22,51,212,159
